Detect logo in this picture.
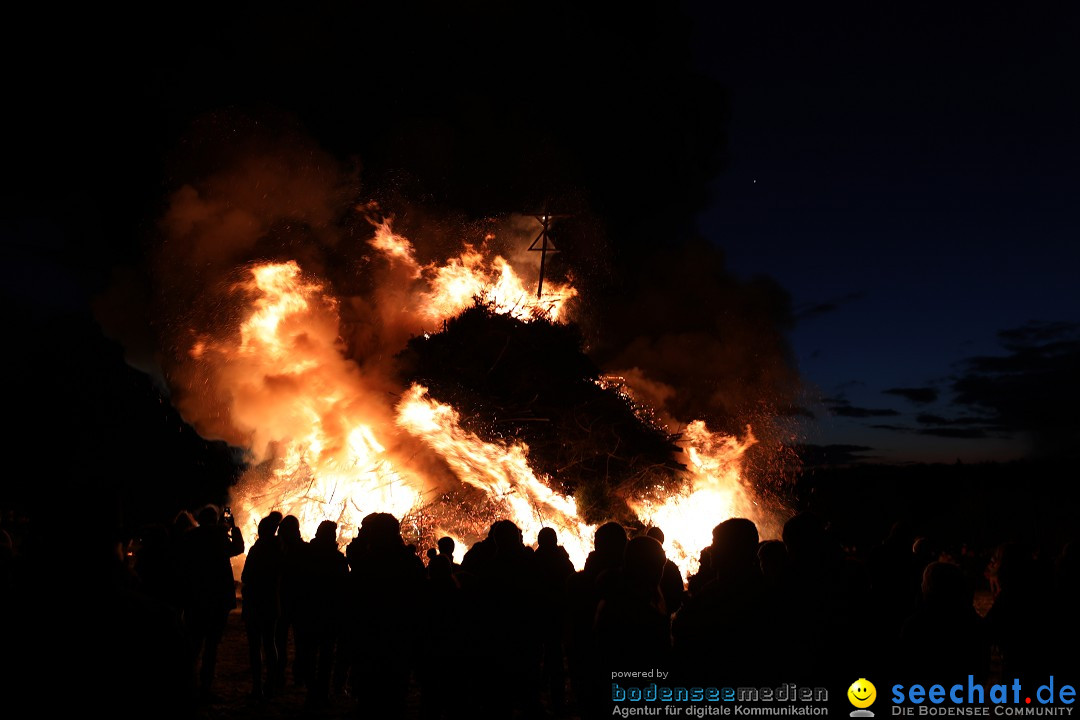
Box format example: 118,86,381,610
849,678,877,717
890,675,1077,714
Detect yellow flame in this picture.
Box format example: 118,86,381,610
369,220,421,277
367,219,577,323
396,384,594,568
197,261,422,544
629,422,758,576
192,245,767,581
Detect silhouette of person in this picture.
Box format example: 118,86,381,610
273,514,304,687
645,526,686,615
345,512,425,719
459,521,501,578
534,526,575,710
595,535,671,670
672,518,767,686
172,509,197,536
757,538,789,592
132,522,184,612
241,514,283,700
484,520,544,718
299,519,348,710
417,553,462,718
437,535,460,573
900,561,989,682
776,511,851,682
566,521,627,719
55,496,195,718
178,504,244,703
985,542,1059,684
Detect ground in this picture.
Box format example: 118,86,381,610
197,608,580,719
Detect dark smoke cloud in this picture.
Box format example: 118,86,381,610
86,0,815,507
95,117,357,379
586,240,805,494
591,239,801,431
108,123,806,508
152,127,359,448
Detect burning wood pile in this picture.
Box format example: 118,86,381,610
165,212,770,576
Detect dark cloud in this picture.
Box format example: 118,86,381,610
916,427,990,439
872,420,997,440
998,321,1079,350
794,291,866,322
859,322,1080,457
914,413,988,426
883,387,939,404
833,406,901,418
828,399,900,418
873,416,1001,440
948,321,1080,457
795,443,876,466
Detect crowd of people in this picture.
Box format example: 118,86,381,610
0,504,1075,718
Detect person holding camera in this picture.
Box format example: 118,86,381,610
178,504,245,704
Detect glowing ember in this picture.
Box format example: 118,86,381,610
184,220,767,580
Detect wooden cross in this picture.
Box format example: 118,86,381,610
527,212,569,298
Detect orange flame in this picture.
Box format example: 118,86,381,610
186,222,768,580
196,261,423,545
369,219,577,323
368,220,421,278
396,384,594,568
629,422,758,576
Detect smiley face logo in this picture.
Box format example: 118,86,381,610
848,678,876,709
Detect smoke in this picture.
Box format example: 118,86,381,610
123,121,590,525
156,128,353,301
95,105,803,542
589,239,804,492
145,126,352,448
593,240,800,418
95,118,354,379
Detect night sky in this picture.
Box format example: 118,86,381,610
3,0,1079,521
690,3,1080,464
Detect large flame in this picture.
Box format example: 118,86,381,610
629,422,758,576
195,261,423,543
370,220,577,323
189,220,763,578
396,384,595,568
